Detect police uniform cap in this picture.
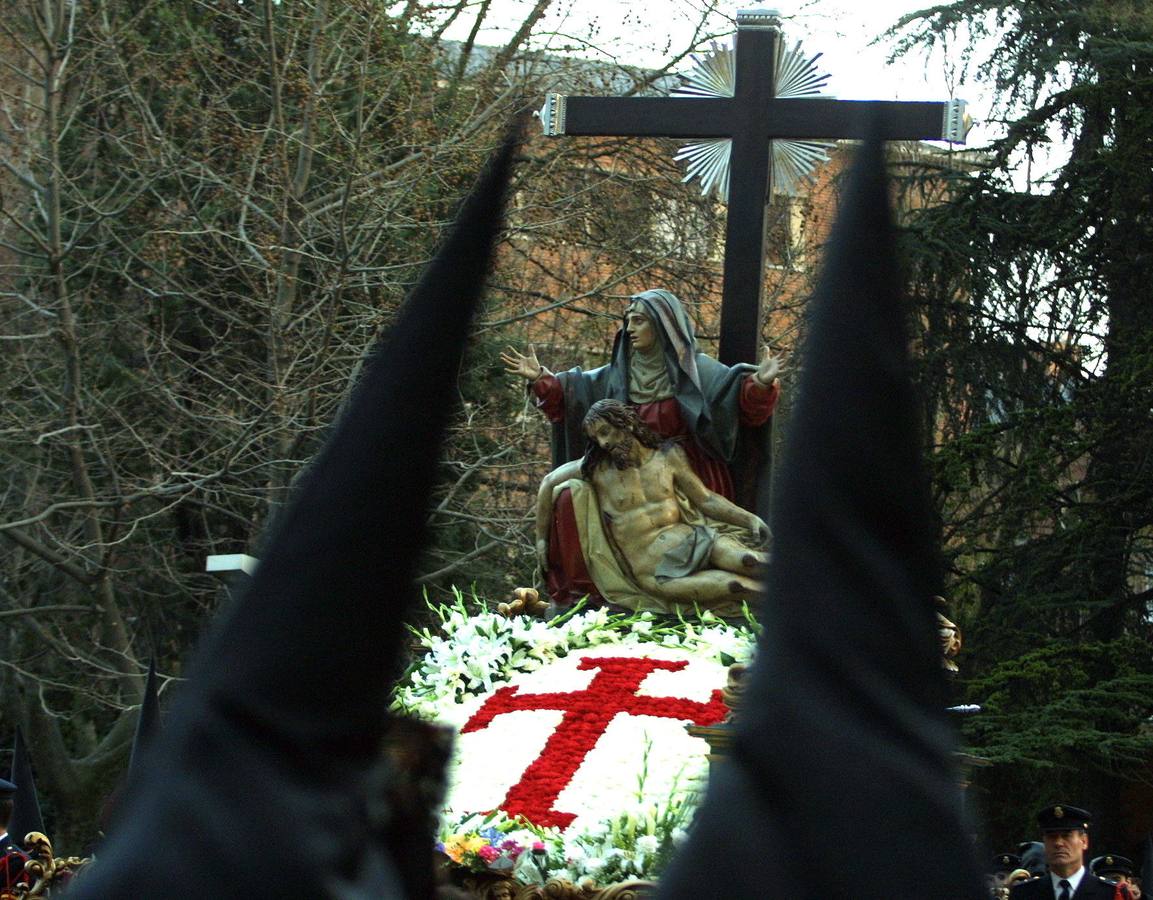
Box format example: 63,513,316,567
1036,803,1092,832
992,853,1022,874
1090,854,1134,878
0,777,16,799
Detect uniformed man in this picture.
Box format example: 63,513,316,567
993,853,1025,896
1009,804,1116,898
1091,855,1138,898
0,777,29,899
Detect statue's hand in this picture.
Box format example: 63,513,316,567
754,344,782,386
536,538,549,571
501,345,544,382
750,516,771,548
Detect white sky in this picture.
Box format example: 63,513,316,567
439,1,996,145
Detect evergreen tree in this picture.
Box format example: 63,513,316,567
891,0,1153,847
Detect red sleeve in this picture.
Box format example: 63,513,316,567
739,375,781,426
530,373,566,423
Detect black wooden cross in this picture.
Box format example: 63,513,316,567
537,8,968,366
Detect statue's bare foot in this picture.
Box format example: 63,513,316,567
740,553,769,579
497,587,549,618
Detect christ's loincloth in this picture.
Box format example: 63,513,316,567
654,525,719,583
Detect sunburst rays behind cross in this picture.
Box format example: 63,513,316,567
673,39,833,201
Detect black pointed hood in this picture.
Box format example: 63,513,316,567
127,658,161,780
659,135,985,898
69,127,519,898
8,727,44,842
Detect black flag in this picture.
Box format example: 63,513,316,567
658,134,985,898
8,727,44,842
69,128,518,898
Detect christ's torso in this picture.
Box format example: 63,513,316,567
591,448,693,577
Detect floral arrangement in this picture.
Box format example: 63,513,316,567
548,773,699,885
436,789,697,887
393,593,756,719
438,817,541,875
392,591,757,885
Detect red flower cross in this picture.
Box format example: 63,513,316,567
461,655,726,828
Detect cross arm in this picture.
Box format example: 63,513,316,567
757,98,970,143
537,93,735,139
538,93,971,144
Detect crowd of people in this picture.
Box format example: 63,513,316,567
988,805,1144,899
6,769,1150,900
